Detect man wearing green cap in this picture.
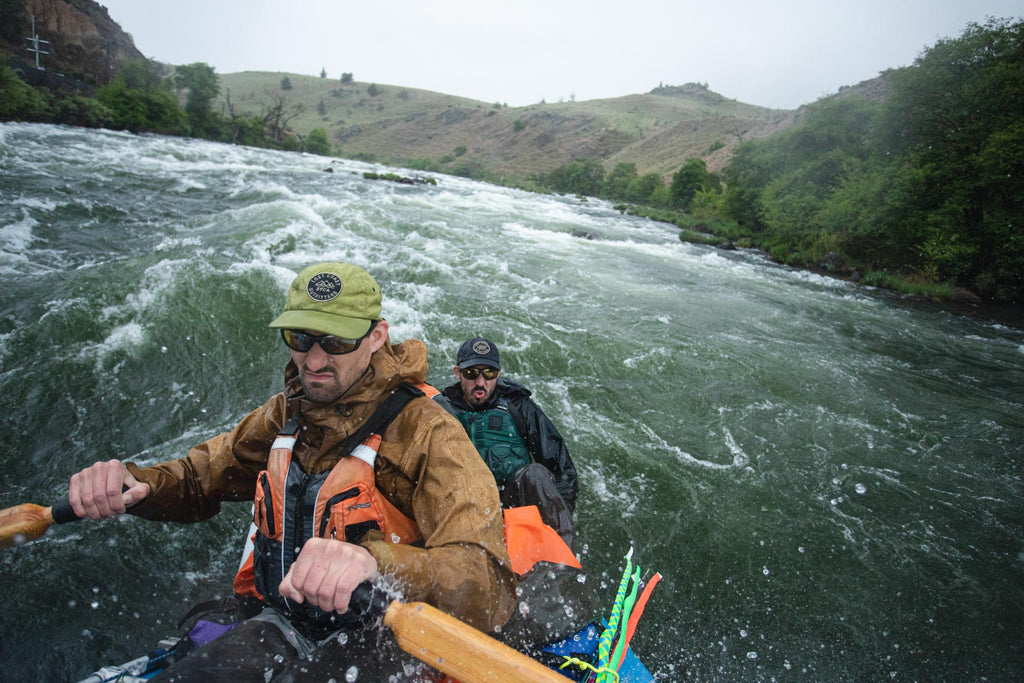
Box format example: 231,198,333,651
66,262,517,680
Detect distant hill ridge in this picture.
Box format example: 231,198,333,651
215,71,812,181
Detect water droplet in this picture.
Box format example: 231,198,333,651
336,632,349,645
747,651,758,659
855,483,867,495
345,665,359,681
740,629,748,638
576,574,587,584
762,566,770,576
160,346,168,353
90,601,99,609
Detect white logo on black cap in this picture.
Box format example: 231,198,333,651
472,340,491,355
307,272,343,301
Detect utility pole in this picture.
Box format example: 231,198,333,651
25,15,52,71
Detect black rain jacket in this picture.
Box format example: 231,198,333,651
439,378,578,511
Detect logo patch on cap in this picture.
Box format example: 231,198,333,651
472,340,491,355
307,272,343,302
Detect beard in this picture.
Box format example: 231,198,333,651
300,367,348,404
464,385,492,409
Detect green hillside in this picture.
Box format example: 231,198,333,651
216,73,798,182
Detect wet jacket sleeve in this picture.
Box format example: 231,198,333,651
513,396,578,511
362,400,518,632
124,394,287,522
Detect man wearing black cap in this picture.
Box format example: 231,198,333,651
437,337,578,548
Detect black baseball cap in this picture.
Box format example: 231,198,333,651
456,337,501,369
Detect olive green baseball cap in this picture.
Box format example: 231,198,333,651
269,262,382,339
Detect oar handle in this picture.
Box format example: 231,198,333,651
347,581,392,623
50,500,80,525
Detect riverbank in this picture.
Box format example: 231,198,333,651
653,212,1023,326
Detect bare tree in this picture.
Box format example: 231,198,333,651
261,89,305,142
222,88,244,143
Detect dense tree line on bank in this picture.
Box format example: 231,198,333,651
538,18,1023,304
0,58,332,155
722,17,1023,304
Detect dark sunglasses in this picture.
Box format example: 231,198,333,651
460,366,499,381
281,322,377,355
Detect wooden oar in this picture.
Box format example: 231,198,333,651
1,501,573,681
0,500,78,549
384,599,570,682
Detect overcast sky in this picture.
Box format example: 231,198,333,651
96,0,1020,110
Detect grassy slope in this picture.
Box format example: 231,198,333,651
215,74,797,181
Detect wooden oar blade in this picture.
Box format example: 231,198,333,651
384,600,569,683
0,503,55,549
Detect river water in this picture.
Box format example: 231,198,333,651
1,122,1021,682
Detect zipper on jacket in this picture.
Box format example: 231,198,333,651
293,474,314,564
259,472,275,538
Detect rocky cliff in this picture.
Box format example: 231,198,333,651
2,0,143,88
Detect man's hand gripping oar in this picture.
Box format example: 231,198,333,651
0,459,148,549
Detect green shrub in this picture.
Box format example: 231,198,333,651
0,65,50,121
304,128,331,156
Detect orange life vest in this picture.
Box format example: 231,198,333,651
233,384,429,629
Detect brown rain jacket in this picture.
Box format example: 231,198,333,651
125,338,517,631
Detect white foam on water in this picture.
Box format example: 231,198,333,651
0,210,38,254
74,258,198,369
155,235,203,252
584,466,646,519
0,329,12,368
75,321,148,374
10,195,59,212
